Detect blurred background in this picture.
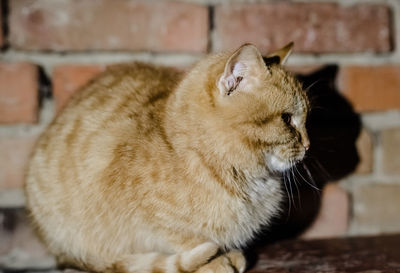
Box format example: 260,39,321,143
0,0,399,271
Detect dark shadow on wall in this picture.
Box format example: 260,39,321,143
245,65,362,268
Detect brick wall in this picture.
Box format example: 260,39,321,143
1,0,400,270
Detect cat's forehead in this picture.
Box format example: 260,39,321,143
290,90,309,118
266,65,301,90
262,66,307,111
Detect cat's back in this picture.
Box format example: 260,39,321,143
33,62,180,159
26,62,182,223
54,62,182,136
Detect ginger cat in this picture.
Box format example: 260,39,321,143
25,43,310,273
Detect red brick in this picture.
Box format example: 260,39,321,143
0,63,39,123
52,65,106,112
214,3,391,54
355,129,373,174
302,183,349,239
352,184,400,234
9,0,208,52
339,66,400,112
0,135,39,191
382,128,400,176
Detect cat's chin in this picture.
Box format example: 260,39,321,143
266,154,298,173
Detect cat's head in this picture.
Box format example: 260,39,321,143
214,43,310,173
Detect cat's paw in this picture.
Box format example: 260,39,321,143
194,250,246,273
108,242,220,273
179,242,220,272
226,250,246,273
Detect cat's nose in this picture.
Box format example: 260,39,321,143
299,130,310,151
302,138,310,151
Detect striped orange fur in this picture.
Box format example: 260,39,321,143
25,43,309,273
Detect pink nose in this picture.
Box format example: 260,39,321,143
303,141,310,151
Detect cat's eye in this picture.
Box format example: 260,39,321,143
281,113,292,126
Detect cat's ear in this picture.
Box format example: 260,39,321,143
263,42,294,66
218,43,265,96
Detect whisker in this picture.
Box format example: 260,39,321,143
282,172,292,218
290,162,302,209
302,162,322,200
304,79,321,93
310,159,332,181
302,162,317,187
287,165,297,210
308,105,329,111
295,162,321,192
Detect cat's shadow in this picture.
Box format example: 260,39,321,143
244,65,361,268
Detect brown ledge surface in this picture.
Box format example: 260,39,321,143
248,234,400,273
